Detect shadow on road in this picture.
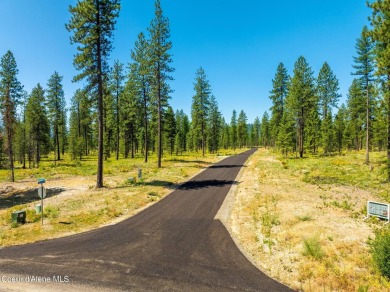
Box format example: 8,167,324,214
210,164,246,169
179,179,238,190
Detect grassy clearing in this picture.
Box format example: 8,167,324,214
0,149,246,247
230,148,390,291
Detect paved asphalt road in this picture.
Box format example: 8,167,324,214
0,149,293,291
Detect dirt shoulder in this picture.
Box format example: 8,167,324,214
224,148,390,291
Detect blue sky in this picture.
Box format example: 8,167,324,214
0,0,371,123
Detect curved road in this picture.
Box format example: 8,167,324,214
0,149,292,291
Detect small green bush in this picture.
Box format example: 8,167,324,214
147,191,160,202
26,209,41,223
303,237,324,260
370,228,390,278
297,215,312,222
44,206,59,218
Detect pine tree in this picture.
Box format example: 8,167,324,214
132,32,151,162
260,112,270,148
317,62,341,119
269,63,289,146
321,111,334,154
46,71,66,163
122,63,142,159
334,104,347,154
14,91,28,168
286,56,316,158
207,95,222,153
66,0,120,187
25,84,50,168
103,81,115,160
369,0,390,180
353,25,376,164
220,118,231,149
345,79,365,151
0,51,23,181
174,110,189,155
277,109,295,157
305,106,321,154
191,67,211,156
230,110,238,150
372,97,387,151
68,92,85,160
253,117,261,147
163,106,176,155
237,110,248,148
148,0,174,167
110,60,125,160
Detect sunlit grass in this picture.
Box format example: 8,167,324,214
280,150,389,199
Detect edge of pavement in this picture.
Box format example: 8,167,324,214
214,148,293,291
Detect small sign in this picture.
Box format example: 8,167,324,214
38,178,46,184
367,201,390,221
38,187,46,199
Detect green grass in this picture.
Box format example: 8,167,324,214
279,150,389,200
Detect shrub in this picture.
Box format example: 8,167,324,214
26,209,41,223
44,206,59,219
370,228,390,278
303,237,324,260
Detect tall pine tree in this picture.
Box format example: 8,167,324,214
132,32,152,162
46,71,66,163
286,56,316,158
269,63,289,146
66,0,120,187
369,0,390,180
0,51,23,181
191,67,211,156
353,26,375,164
148,0,174,167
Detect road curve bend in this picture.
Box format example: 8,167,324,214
0,148,293,291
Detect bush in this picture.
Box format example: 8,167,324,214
303,237,324,260
370,228,390,278
44,206,59,219
26,209,41,223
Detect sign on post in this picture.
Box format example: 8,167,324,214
367,201,390,222
38,186,46,199
37,178,46,225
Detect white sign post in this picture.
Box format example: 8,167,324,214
367,201,390,222
38,178,46,225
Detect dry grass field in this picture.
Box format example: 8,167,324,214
228,148,390,291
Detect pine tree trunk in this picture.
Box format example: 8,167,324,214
365,87,370,165
299,117,304,158
387,84,390,182
157,67,162,168
144,86,148,163
4,91,15,182
96,5,104,188
7,125,14,182
56,125,60,161
202,120,205,157
131,124,134,159
116,90,120,161
22,125,26,169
